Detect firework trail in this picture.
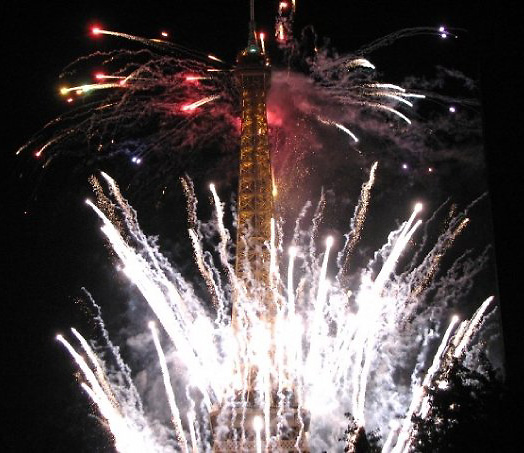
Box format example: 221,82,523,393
17,4,479,205
57,165,496,451
57,330,164,452
338,160,378,275
149,321,189,452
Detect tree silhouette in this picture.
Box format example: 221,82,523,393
340,353,512,452
341,413,381,453
408,354,507,452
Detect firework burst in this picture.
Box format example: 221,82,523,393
55,164,497,451
17,2,479,206
18,2,499,452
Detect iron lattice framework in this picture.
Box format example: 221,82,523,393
233,48,273,308
211,4,310,451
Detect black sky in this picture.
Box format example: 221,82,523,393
1,1,523,451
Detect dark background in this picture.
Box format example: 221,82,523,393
1,1,522,451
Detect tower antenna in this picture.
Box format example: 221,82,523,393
248,0,256,45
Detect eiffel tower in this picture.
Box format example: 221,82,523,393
210,2,310,452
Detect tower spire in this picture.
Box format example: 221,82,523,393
248,0,257,47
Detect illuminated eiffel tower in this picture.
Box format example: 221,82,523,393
211,2,309,452
232,0,274,324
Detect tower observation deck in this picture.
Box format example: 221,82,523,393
211,2,310,451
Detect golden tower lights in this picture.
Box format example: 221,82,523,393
232,10,273,324
211,2,310,451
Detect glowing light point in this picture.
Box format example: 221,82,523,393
95,73,105,80
67,98,73,103
181,95,219,112
402,163,408,170
326,236,334,247
452,315,459,323
279,2,289,15
438,380,449,390
278,23,285,41
449,106,456,113
92,27,101,35
441,33,447,39
259,32,266,54
428,167,434,173
161,31,168,38
253,416,263,432
207,54,223,63
414,202,423,213
254,416,263,453
209,183,215,191
60,87,68,95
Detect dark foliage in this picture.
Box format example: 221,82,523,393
339,354,515,452
341,413,381,453
409,355,508,452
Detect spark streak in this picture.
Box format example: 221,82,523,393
454,296,494,357
370,103,412,124
259,32,266,54
95,73,126,81
346,58,376,70
59,83,123,96
254,416,263,453
57,333,158,453
208,54,225,63
317,116,359,143
185,75,210,81
149,322,189,452
181,95,220,111
335,123,359,142
187,412,198,453
339,161,378,274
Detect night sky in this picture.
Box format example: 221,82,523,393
1,1,522,451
